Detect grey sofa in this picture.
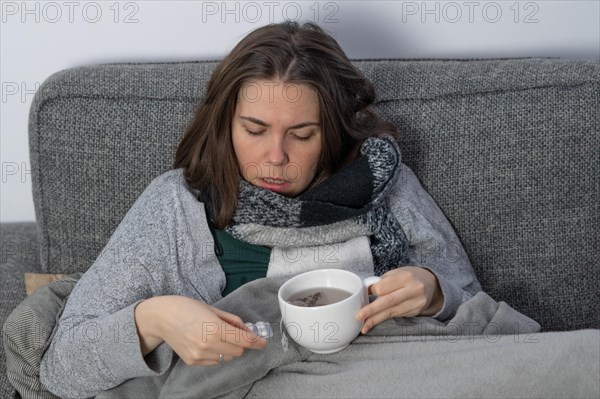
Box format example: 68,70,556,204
1,57,598,398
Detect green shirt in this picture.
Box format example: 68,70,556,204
211,227,270,296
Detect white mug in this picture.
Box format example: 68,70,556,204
277,269,381,354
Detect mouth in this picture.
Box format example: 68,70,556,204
257,177,290,193
262,177,287,184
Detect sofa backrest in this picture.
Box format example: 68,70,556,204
29,58,599,331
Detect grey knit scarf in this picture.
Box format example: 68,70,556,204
226,136,409,276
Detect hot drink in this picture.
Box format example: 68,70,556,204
278,269,381,353
287,287,353,307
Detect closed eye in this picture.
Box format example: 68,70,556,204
294,134,312,141
291,129,317,142
245,129,263,136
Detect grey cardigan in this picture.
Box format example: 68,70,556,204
40,165,481,399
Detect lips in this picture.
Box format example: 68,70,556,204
258,177,290,193
262,177,287,184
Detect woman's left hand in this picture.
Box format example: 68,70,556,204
356,266,444,334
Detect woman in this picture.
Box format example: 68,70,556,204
39,21,481,398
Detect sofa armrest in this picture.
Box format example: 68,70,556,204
1,222,42,399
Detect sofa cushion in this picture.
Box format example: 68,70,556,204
366,59,599,332
29,62,217,276
28,58,600,331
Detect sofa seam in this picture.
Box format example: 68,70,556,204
34,95,202,105
30,80,599,106
374,80,599,103
85,56,590,66
31,93,48,274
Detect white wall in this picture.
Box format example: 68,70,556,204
1,0,599,223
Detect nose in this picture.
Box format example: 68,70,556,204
266,136,288,166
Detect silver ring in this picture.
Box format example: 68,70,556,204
218,353,224,363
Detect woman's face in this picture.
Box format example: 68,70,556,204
231,79,322,197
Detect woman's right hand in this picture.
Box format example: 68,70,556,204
136,295,267,366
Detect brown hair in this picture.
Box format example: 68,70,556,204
173,21,398,229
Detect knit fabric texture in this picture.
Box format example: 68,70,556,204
227,136,409,275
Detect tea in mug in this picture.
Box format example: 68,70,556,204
287,287,353,307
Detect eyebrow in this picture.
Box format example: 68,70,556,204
240,116,319,130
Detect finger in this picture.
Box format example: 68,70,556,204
368,280,388,296
212,307,261,337
201,334,265,362
379,267,403,278
212,308,247,330
361,298,424,334
209,339,249,359
212,309,263,340
195,353,234,367
215,321,268,350
369,272,410,297
185,343,240,366
357,288,407,322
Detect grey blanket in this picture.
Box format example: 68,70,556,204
98,277,600,399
